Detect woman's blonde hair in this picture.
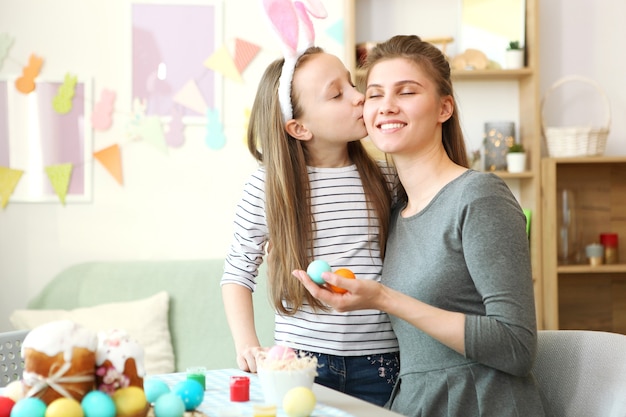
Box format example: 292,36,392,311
363,35,469,203
248,47,392,315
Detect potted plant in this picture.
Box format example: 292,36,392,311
506,142,526,173
505,41,524,69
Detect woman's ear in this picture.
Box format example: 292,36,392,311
438,95,454,123
285,119,313,141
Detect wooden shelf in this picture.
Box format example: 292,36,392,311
451,68,534,80
558,264,626,274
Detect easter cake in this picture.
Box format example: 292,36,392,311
21,319,98,405
96,328,146,393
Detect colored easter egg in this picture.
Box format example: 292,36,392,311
267,345,296,360
172,379,204,411
153,392,185,417
306,260,332,285
328,268,356,294
45,397,84,417
144,379,171,403
283,386,316,417
0,396,15,417
111,386,147,417
9,397,46,417
81,390,116,417
3,380,24,402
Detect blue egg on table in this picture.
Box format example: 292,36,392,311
307,259,332,285
144,378,171,403
81,390,116,417
173,379,204,411
10,397,46,417
154,392,185,417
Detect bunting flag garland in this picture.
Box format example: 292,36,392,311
44,163,73,205
204,44,243,83
0,167,24,209
326,19,344,44
234,38,261,73
173,80,209,115
94,145,123,186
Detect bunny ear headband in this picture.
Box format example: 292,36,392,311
261,0,328,122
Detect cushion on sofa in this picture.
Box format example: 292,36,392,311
10,291,175,375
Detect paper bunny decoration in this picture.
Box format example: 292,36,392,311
261,0,327,121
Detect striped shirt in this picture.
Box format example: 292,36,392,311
221,163,399,356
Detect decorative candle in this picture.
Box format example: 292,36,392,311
599,233,619,264
230,376,250,402
186,367,206,390
585,243,604,266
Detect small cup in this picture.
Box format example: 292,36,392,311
585,243,604,266
186,366,207,390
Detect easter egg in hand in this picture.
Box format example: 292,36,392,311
283,386,316,417
328,268,356,294
267,345,297,360
306,260,331,285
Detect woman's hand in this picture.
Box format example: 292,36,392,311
292,269,384,312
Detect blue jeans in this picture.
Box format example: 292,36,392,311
299,351,400,407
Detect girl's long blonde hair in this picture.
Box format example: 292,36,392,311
247,47,392,315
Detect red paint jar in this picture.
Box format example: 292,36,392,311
600,233,619,264
230,376,250,402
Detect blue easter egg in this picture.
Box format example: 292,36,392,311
9,397,46,417
306,260,332,285
144,379,171,403
154,392,185,417
81,390,116,417
172,379,204,411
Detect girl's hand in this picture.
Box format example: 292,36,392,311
292,269,384,312
236,345,266,373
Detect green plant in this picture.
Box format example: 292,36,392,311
508,142,525,153
507,40,521,50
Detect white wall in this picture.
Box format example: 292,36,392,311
0,0,346,331
1,0,625,332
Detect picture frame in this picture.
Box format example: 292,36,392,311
0,76,93,203
130,0,224,125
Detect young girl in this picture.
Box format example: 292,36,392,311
294,35,548,416
220,47,399,406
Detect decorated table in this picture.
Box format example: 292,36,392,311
151,368,403,417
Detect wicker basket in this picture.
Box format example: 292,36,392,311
541,75,611,157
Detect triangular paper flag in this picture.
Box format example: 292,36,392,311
94,144,123,185
234,38,261,73
204,45,243,83
45,163,73,205
0,166,24,209
138,116,168,154
326,19,344,44
173,80,208,115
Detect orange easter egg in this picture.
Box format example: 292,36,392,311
329,269,356,294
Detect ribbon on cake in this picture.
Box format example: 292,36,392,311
23,361,95,399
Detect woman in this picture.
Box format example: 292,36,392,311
293,35,549,417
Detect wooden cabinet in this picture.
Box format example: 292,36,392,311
541,157,626,333
344,0,545,326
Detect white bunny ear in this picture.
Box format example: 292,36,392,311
262,0,300,56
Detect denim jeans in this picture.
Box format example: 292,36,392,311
299,351,400,407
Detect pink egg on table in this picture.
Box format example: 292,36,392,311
267,345,297,360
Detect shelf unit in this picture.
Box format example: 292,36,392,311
541,157,626,334
344,0,545,327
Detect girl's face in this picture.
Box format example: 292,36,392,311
292,53,366,146
363,57,452,157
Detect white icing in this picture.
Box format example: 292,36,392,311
96,329,146,377
22,320,98,362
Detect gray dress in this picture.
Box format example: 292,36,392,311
384,170,549,417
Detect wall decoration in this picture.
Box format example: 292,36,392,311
0,77,93,203
483,121,515,171
131,2,223,124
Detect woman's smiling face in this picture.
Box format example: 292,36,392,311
363,57,452,156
